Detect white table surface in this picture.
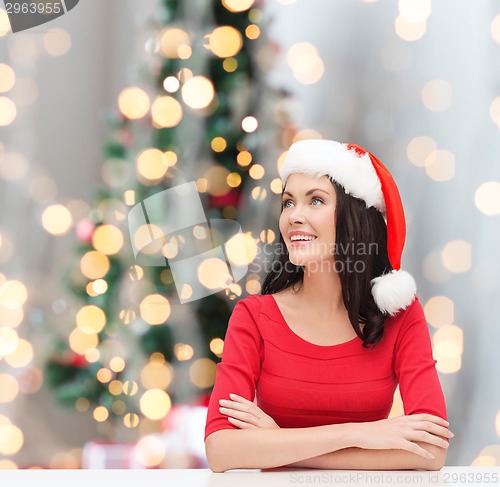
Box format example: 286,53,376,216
0,467,499,487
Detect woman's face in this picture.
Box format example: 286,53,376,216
279,173,337,268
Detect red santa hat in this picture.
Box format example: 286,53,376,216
279,139,416,316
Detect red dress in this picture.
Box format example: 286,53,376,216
204,293,447,441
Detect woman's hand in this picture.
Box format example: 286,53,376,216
219,394,280,429
350,414,453,460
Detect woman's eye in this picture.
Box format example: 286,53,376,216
282,197,323,208
312,197,323,205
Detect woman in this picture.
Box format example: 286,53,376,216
204,139,452,473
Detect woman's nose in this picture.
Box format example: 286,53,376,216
288,207,305,224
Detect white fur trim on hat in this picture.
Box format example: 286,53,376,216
371,269,417,316
280,140,385,212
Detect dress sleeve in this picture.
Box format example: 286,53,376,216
204,295,263,441
393,297,447,421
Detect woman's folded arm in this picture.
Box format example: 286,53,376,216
284,441,447,471
205,422,354,473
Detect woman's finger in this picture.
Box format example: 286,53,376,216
402,440,435,460
408,414,448,426
220,407,258,425
229,393,254,405
227,417,255,429
413,421,453,438
220,400,260,418
411,430,450,449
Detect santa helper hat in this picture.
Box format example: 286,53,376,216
279,139,417,316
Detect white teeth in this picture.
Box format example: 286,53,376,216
290,235,316,241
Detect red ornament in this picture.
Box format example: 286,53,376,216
68,353,87,368
208,189,241,208
76,219,95,243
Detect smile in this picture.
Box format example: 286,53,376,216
290,237,317,246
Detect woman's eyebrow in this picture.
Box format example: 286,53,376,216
282,188,330,198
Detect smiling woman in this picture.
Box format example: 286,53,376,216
204,139,451,473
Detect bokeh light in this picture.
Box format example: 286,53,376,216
425,150,455,182
0,97,16,126
43,28,71,56
490,97,500,129
0,8,11,37
92,225,124,255
245,278,261,295
475,182,500,216
135,435,165,467
269,178,283,194
0,64,15,92
0,305,23,328
0,327,19,358
287,42,324,84
69,328,99,355
163,76,180,93
249,163,265,180
237,150,252,167
80,251,110,279
181,76,215,109
424,296,454,329
225,232,257,267
211,137,227,152
398,0,431,22
189,358,216,388
151,96,183,128
245,24,260,40
394,16,426,41
206,26,243,58
491,15,500,44
293,129,322,143
222,0,255,12
136,148,168,182
139,294,171,325
118,87,150,119
76,305,106,334
140,361,172,390
421,79,452,112
407,136,437,167
0,374,19,403
93,406,109,423
0,151,29,181
471,445,500,466
227,172,242,188
174,343,194,361
242,116,258,133
140,390,171,420
205,165,231,196
441,240,472,273
132,224,164,256
198,258,232,290
0,424,24,456
209,338,224,358
223,57,238,72
159,28,191,59
433,324,463,374
4,339,34,368
251,186,266,202
0,280,27,309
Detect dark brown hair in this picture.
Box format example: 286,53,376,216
260,176,392,349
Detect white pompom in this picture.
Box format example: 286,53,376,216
371,269,417,316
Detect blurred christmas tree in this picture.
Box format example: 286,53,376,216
44,0,274,440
